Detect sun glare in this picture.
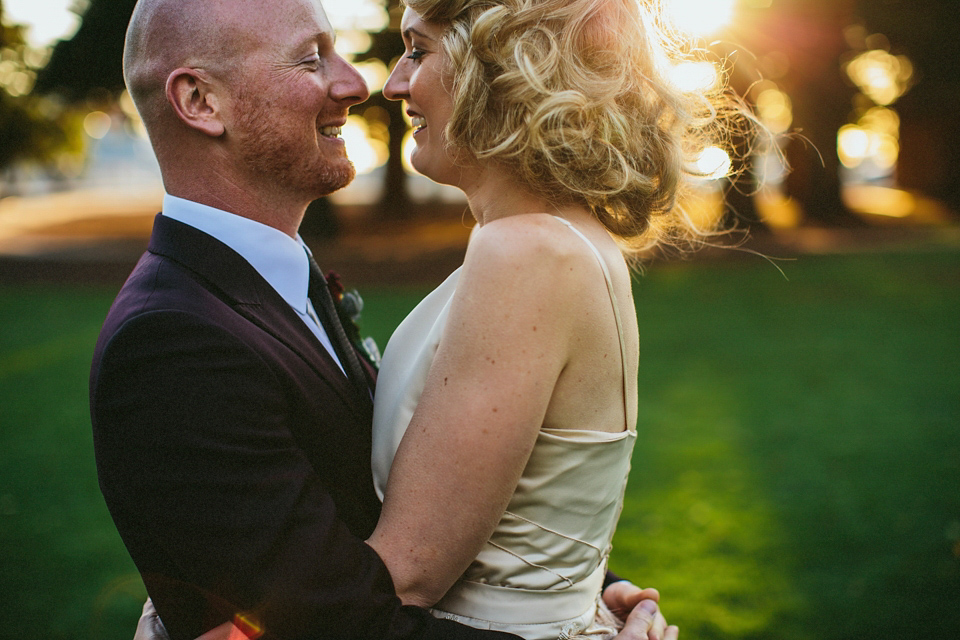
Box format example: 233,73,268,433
695,146,733,181
669,61,720,93
664,0,736,37
3,0,81,47
342,115,388,175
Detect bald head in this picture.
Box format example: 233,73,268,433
124,0,246,131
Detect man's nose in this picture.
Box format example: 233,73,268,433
331,56,370,105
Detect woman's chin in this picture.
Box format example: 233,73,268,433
410,153,432,179
411,158,454,188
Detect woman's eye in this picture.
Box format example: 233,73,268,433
406,49,425,62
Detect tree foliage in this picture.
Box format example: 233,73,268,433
0,2,78,173
33,0,136,101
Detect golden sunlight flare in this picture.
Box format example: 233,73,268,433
342,115,389,175
3,0,80,47
664,0,736,37
669,61,720,93
695,146,732,181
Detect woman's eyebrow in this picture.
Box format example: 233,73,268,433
403,26,434,42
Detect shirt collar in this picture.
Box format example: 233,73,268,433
161,194,311,314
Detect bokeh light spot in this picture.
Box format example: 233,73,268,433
83,111,112,139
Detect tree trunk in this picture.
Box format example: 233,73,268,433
381,97,412,220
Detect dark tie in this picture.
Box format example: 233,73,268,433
306,254,371,403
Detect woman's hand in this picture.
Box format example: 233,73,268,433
133,599,170,640
132,598,243,640
604,582,679,640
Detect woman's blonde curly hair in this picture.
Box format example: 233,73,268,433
404,0,752,256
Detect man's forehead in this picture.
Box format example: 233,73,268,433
216,0,334,46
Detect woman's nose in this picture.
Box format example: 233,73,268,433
382,62,409,101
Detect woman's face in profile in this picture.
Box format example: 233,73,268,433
383,8,462,187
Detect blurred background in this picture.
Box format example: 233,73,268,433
0,0,957,638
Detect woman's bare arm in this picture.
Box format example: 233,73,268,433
366,216,588,607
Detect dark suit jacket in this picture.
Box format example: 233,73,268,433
90,214,518,640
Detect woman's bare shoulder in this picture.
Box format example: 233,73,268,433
465,213,589,273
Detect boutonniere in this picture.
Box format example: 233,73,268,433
326,271,381,370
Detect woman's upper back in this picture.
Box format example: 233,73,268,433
461,211,639,435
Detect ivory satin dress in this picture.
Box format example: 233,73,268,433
372,218,637,640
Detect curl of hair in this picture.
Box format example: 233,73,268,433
404,0,760,258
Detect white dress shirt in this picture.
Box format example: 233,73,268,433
161,194,345,375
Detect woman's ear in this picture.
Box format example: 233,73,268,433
165,68,226,137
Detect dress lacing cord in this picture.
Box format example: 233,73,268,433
484,509,608,588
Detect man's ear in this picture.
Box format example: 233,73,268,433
165,68,226,137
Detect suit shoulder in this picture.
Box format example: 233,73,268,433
99,254,232,343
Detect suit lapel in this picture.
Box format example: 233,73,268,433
147,214,369,418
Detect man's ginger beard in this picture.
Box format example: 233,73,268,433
231,86,356,201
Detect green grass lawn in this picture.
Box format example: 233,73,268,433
1,247,958,640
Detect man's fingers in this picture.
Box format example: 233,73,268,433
664,624,680,640
614,599,659,640
647,612,669,640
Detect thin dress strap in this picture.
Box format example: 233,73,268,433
550,216,632,432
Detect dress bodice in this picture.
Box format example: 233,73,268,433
371,218,636,639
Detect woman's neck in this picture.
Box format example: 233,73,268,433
464,165,589,226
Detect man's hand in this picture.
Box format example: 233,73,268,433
603,581,679,640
